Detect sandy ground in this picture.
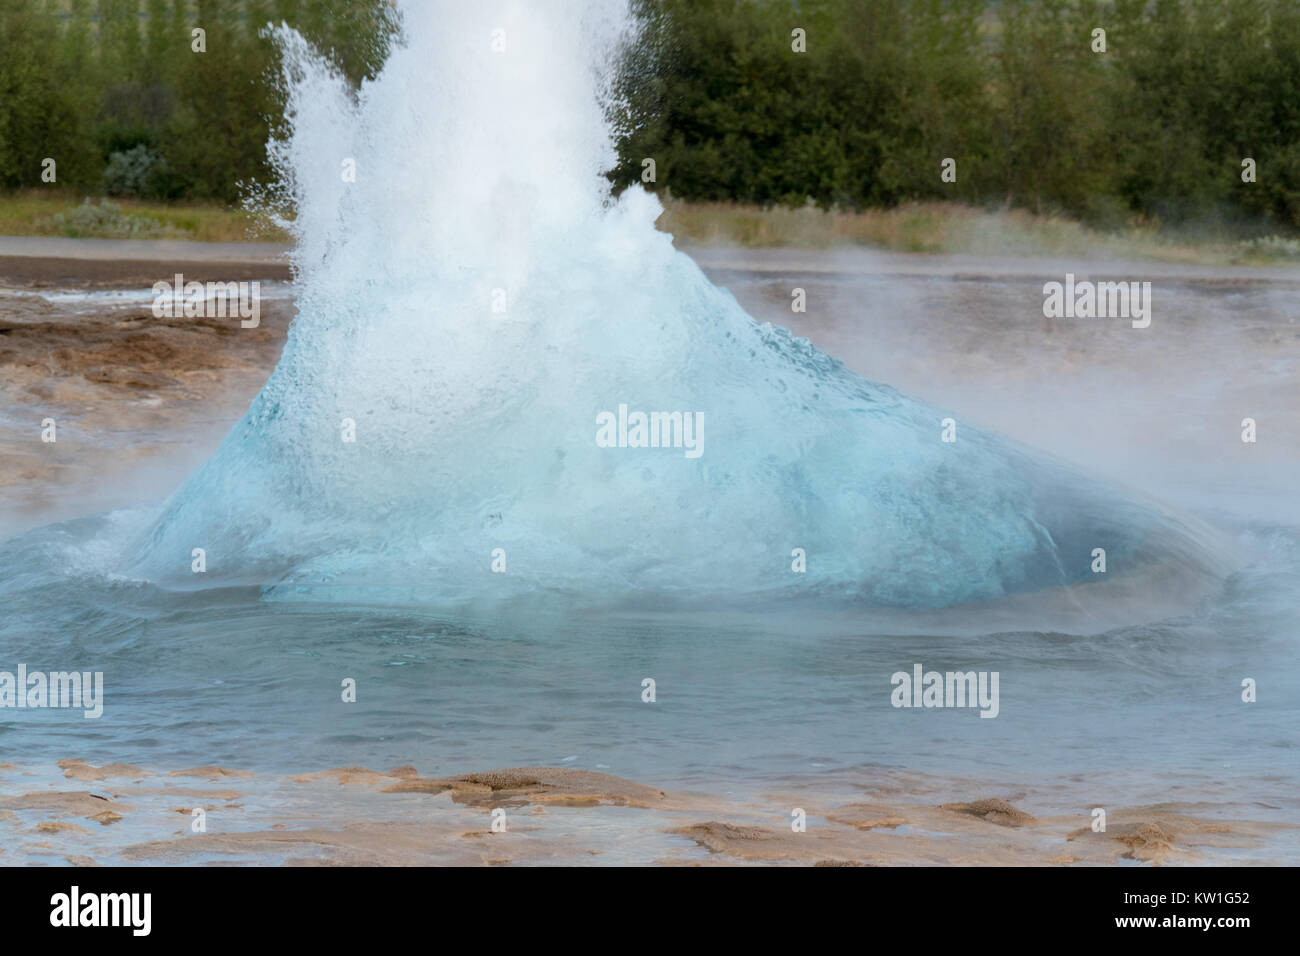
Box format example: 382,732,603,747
1,758,1290,866
0,283,294,535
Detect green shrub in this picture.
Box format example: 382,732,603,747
50,199,171,238
103,145,168,199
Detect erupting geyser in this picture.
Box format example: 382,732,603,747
129,0,1225,609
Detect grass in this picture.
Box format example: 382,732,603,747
0,191,290,243
2,190,1297,267
655,196,1300,267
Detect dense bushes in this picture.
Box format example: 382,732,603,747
0,0,395,203
1,1,1296,232
613,0,1300,231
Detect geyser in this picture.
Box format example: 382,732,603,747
128,0,1227,609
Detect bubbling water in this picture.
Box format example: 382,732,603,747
127,0,1230,609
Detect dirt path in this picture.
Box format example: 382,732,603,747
4,235,1299,284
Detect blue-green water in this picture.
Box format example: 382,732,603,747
2,509,1295,805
